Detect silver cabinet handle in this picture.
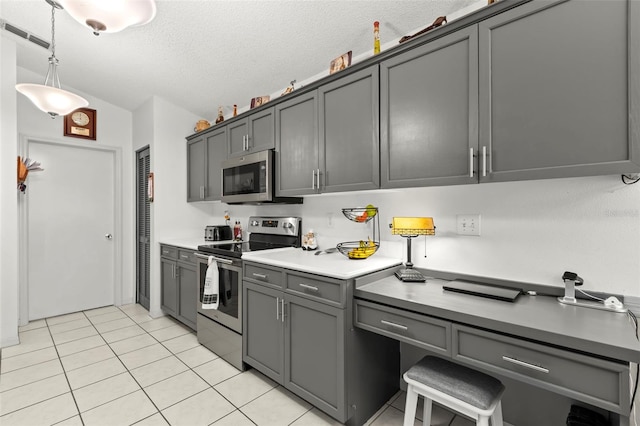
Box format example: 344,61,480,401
299,283,319,292
502,356,549,374
180,254,189,260
311,170,316,189
105,233,113,240
281,299,285,323
482,145,487,177
252,273,268,280
276,297,280,320
469,148,474,178
380,320,408,331
200,185,205,199
245,134,250,151
316,168,321,190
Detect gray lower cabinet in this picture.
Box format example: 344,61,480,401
243,280,345,420
227,107,275,158
187,126,226,202
380,26,478,188
243,262,398,425
277,65,380,195
160,245,196,330
478,0,640,182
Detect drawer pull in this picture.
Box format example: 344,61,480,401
299,283,319,292
252,273,268,280
502,356,549,374
180,254,189,259
381,320,408,331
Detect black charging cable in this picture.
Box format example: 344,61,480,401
628,310,639,414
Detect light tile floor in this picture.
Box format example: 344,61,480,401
0,304,473,426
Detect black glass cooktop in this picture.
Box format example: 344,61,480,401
197,240,291,258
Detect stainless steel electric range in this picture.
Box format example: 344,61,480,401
194,216,301,370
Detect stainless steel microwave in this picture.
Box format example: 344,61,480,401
220,150,302,204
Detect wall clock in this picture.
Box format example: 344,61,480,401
64,108,96,140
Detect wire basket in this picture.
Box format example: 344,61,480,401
336,240,380,260
342,207,378,223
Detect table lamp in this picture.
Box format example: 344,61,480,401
390,217,435,282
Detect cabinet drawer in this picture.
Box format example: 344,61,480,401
178,250,196,264
244,263,284,288
452,324,629,414
354,300,451,356
286,273,345,307
160,245,178,259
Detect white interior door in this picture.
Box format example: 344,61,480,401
26,140,116,320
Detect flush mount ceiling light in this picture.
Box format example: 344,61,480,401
15,0,89,118
57,0,156,36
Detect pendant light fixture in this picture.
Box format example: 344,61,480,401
57,0,156,36
15,0,89,118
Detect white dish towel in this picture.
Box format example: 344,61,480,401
202,256,219,310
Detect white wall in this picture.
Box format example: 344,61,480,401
197,174,640,298
0,36,20,348
133,96,216,317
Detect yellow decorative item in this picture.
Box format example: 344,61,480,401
194,120,210,132
337,239,379,259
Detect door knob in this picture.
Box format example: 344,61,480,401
105,234,113,240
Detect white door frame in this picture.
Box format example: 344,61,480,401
18,135,123,325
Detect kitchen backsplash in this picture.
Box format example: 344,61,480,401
206,174,640,297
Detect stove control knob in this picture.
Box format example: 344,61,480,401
250,220,259,226
282,222,293,229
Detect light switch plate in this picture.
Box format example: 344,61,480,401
457,214,481,236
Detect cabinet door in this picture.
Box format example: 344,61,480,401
178,262,197,330
275,91,319,196
248,107,275,153
479,0,640,182
284,294,346,422
319,66,380,193
380,26,478,188
187,137,206,201
161,258,177,315
205,127,226,201
227,119,248,158
243,282,284,383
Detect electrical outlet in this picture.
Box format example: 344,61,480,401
457,214,481,236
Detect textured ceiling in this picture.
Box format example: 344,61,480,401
1,0,480,120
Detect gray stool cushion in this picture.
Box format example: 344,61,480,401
405,356,505,410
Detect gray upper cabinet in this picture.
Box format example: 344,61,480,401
187,127,226,202
319,66,380,193
276,66,380,196
227,107,275,158
275,91,319,196
478,0,640,182
187,136,206,202
380,26,479,188
205,127,226,201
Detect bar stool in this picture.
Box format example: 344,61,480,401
403,356,505,426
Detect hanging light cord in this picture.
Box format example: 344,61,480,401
44,4,61,89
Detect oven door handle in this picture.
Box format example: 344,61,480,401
194,252,234,265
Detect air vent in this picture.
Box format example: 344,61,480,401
0,19,50,50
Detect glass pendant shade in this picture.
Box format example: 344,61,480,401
16,83,88,117
15,2,89,118
57,0,156,35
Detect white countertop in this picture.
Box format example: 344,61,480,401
241,247,403,280
159,238,209,251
